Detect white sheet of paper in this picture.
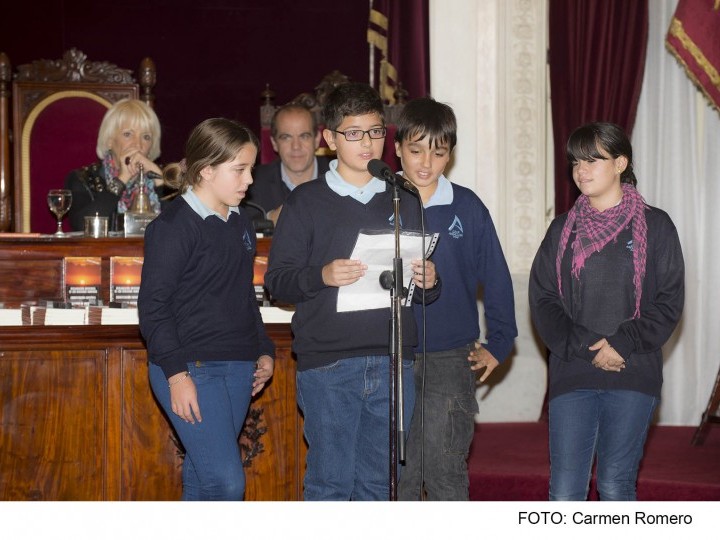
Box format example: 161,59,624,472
337,231,438,313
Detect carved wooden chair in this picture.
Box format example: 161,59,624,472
259,70,407,168
0,49,156,233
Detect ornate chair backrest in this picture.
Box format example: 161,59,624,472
0,49,155,233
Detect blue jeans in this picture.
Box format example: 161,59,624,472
549,389,658,501
149,360,255,501
398,344,479,501
296,355,415,500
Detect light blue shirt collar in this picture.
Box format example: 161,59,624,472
324,159,386,204
396,172,453,208
280,158,319,192
182,186,240,221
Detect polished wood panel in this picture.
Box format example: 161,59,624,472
120,348,183,501
0,349,106,500
0,324,301,501
243,335,304,500
0,235,271,305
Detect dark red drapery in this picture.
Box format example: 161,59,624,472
368,0,430,102
549,0,649,216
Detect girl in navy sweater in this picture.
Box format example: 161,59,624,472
138,118,275,500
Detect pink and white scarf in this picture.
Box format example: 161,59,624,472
556,183,648,318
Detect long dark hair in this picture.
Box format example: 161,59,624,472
566,122,637,186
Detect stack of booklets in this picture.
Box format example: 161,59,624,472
0,303,23,325
87,305,139,325
21,301,87,325
6,302,139,326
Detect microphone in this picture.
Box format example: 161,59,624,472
242,200,275,235
367,159,419,196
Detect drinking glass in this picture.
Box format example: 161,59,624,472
47,189,73,236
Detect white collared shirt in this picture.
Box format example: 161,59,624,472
395,172,453,209
182,186,240,221
280,158,320,192
324,159,386,204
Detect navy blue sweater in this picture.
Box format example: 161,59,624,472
529,206,684,399
244,156,331,218
265,178,440,371
417,183,517,361
138,196,275,379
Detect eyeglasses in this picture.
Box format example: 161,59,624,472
332,127,387,141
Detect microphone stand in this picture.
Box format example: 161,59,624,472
380,182,407,501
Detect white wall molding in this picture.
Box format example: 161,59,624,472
429,0,549,421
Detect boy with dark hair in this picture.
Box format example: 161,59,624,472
394,97,517,500
265,83,440,500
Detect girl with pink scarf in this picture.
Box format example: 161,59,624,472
529,122,684,500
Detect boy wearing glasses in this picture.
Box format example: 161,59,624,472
265,82,440,500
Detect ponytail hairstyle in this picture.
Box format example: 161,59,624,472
566,122,637,186
162,118,259,193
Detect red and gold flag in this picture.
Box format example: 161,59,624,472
666,0,720,112
367,0,400,104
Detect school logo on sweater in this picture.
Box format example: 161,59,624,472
242,230,253,252
626,240,634,252
388,213,403,228
448,215,464,239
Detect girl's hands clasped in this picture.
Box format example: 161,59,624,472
589,338,626,372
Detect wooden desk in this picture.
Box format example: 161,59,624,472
0,235,305,501
0,234,273,305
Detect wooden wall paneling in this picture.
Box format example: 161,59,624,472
104,344,122,500
0,259,63,303
0,349,106,500
120,348,182,501
243,326,302,500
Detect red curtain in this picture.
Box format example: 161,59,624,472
368,0,429,102
549,0,649,216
